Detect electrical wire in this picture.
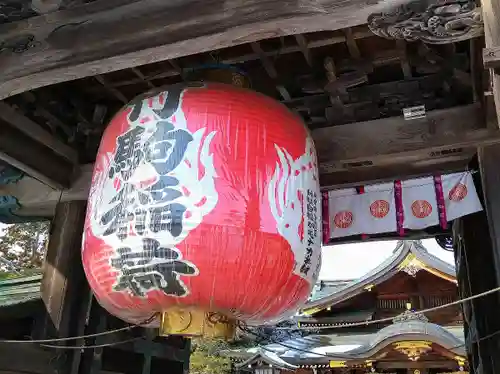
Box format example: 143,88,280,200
0,287,500,354
0,314,157,344
232,284,500,361
40,337,142,350
273,284,500,330
240,316,500,361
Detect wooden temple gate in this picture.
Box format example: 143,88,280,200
0,0,500,373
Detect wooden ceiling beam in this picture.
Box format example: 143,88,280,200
251,41,291,100
314,104,500,188
313,104,487,167
0,101,77,188
0,120,76,189
0,101,77,163
0,0,385,99
94,75,128,103
320,156,474,190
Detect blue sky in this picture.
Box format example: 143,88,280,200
318,239,455,281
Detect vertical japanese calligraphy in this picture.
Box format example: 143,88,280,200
88,84,217,299
269,137,322,284
300,189,319,275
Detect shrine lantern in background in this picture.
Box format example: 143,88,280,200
82,80,322,338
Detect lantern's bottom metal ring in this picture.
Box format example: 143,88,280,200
159,308,236,340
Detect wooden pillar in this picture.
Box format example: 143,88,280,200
34,200,91,374
38,200,87,339
453,150,500,373
482,0,500,124
478,145,500,282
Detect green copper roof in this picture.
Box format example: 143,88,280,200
0,273,42,307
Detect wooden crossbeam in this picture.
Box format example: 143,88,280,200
0,102,77,163
313,104,485,165
320,156,474,189
0,101,77,188
315,104,500,187
0,0,381,99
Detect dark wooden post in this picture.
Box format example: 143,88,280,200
35,200,92,374
482,0,500,125
38,200,87,339
453,150,500,373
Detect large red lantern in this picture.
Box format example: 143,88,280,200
82,82,321,336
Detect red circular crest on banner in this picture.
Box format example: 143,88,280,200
334,211,353,229
411,200,432,218
449,183,468,202
370,200,390,218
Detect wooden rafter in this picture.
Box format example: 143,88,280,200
131,67,155,89
295,34,313,67
251,41,291,100
344,28,361,60
0,101,77,188
0,102,77,163
94,75,128,103
0,0,383,99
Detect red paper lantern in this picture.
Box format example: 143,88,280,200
82,82,321,334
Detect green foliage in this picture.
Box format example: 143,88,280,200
190,338,232,374
0,221,50,274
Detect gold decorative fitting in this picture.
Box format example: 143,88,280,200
303,306,323,316
364,284,375,291
329,361,347,368
159,308,236,339
393,341,432,361
398,253,424,277
455,356,467,366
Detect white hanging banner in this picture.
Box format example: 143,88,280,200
360,182,397,235
325,172,483,240
402,176,439,230
328,188,364,238
442,172,483,221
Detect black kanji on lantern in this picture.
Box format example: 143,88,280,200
149,203,186,237
111,238,197,297
100,183,187,240
109,127,146,182
138,175,182,205
101,185,137,240
145,121,193,176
